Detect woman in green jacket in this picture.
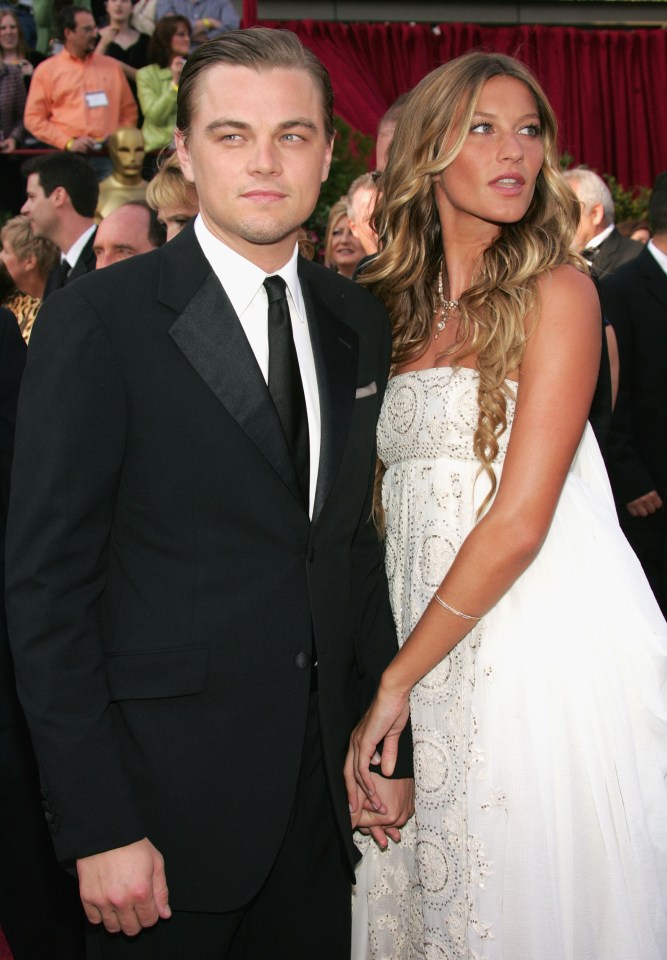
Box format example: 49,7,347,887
136,15,190,153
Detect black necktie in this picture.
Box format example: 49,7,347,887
58,258,72,287
264,275,310,508
581,246,599,263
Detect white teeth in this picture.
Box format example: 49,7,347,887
497,178,518,184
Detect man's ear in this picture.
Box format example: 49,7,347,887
174,130,195,185
591,202,606,228
321,134,334,184
51,185,68,209
348,217,359,239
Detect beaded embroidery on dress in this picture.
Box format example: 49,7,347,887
353,366,667,960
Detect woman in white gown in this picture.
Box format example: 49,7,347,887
347,51,667,959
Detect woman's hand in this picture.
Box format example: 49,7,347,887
96,24,119,52
170,56,186,85
345,680,410,813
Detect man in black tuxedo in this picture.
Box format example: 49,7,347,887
0,308,86,960
6,29,412,960
601,171,667,615
20,152,98,299
564,167,642,279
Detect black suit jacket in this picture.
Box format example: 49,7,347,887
42,227,97,300
0,308,26,732
592,227,642,280
601,245,667,505
6,225,410,912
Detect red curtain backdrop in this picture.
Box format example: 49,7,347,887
253,19,666,189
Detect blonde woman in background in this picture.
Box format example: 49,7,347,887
145,152,199,240
323,198,364,278
0,216,59,340
347,51,667,960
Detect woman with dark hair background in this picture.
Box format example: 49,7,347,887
96,0,149,90
136,14,190,153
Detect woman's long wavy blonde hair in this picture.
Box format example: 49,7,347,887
362,51,585,517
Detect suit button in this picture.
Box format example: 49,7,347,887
294,651,311,670
44,812,54,823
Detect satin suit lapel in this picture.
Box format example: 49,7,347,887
164,227,303,506
298,259,358,526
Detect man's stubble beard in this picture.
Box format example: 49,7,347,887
234,213,305,247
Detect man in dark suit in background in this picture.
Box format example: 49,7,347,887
20,152,98,298
0,308,85,960
564,167,642,279
6,29,412,960
601,171,667,615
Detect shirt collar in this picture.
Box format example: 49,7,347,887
62,48,96,65
63,223,96,268
194,215,305,320
647,239,667,276
586,224,614,250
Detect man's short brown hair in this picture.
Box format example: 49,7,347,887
176,27,335,142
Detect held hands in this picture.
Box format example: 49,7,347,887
77,837,171,936
345,680,411,841
626,490,663,517
352,774,414,850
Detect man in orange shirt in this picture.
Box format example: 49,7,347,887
24,6,137,162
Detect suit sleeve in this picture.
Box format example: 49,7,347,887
601,275,656,504
349,302,413,779
5,288,145,864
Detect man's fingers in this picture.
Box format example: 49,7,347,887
151,858,171,920
107,905,143,936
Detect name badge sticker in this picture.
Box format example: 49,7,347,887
85,90,109,108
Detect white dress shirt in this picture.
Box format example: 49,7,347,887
585,223,614,251
647,239,667,277
194,216,320,516
63,223,96,271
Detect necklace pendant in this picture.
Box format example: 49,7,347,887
434,262,459,340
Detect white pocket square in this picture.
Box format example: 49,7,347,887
355,381,377,399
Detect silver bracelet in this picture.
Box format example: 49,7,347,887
433,592,481,622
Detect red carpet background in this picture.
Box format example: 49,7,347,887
0,928,12,959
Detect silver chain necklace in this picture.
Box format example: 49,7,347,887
434,267,459,339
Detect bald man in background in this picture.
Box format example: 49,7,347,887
94,202,165,269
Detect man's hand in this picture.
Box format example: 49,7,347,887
626,490,663,517
0,138,17,153
77,838,171,936
68,136,97,154
351,775,414,850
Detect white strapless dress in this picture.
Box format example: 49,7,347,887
352,367,667,960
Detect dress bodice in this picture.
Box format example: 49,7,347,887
377,366,516,469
